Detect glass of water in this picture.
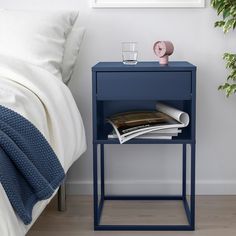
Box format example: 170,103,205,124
122,42,138,65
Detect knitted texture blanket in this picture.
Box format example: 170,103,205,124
0,105,65,224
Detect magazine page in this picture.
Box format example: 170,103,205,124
119,124,185,143
156,102,189,126
109,129,179,137
108,133,173,140
149,128,182,134
107,103,190,144
108,120,184,144
109,130,178,139
107,120,124,143
121,127,181,137
107,111,182,136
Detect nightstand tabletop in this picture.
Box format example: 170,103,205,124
92,61,196,72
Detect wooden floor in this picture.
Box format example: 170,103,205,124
28,195,236,236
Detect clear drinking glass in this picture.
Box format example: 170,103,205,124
122,42,138,65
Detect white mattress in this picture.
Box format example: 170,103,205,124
0,55,86,236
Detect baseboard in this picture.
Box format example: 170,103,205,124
66,180,236,195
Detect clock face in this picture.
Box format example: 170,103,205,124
153,41,174,58
154,41,166,57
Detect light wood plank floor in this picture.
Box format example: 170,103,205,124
28,196,236,236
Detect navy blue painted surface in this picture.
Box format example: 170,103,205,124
96,72,191,100
92,61,196,231
92,61,196,72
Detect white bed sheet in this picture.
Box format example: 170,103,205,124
0,54,86,236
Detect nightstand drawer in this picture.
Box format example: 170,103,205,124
96,72,192,100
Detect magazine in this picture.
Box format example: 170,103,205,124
146,128,182,134
119,125,182,138
107,103,189,144
108,133,173,140
108,131,179,140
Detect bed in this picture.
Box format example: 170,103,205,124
0,9,86,236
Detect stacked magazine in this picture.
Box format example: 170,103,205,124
107,102,189,144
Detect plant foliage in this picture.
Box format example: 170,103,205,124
211,0,236,33
219,53,236,97
211,0,236,96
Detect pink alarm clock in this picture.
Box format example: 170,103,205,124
153,41,174,65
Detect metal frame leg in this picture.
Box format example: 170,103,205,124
58,178,66,211
100,144,105,200
190,142,196,230
182,144,187,198
93,144,105,228
93,142,196,231
93,144,99,227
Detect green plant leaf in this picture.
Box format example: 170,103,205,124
223,18,236,33
223,8,231,19
215,20,225,27
212,0,236,97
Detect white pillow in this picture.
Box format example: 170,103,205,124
0,10,78,78
62,17,85,83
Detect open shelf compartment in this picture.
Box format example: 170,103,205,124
95,100,193,144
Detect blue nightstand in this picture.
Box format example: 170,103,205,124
92,61,196,231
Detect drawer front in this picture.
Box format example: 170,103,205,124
96,72,192,100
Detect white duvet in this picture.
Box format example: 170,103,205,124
0,55,86,236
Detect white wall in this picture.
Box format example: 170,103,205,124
1,0,236,195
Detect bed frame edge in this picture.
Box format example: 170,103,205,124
58,178,66,211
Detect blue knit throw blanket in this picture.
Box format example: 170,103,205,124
0,105,65,225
